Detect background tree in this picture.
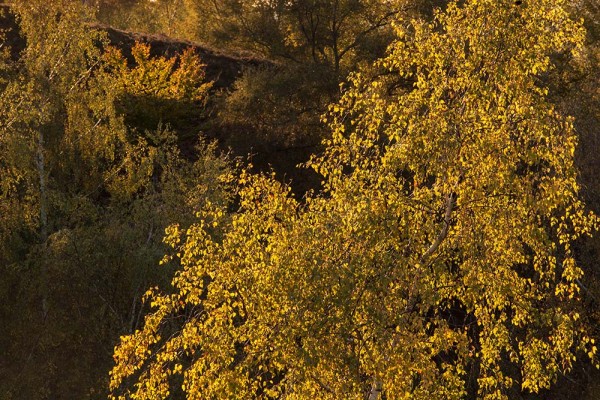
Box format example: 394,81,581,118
92,0,146,32
90,0,451,196
190,0,450,195
109,0,599,399
551,1,600,396
94,0,203,40
195,0,398,194
0,1,231,398
190,0,395,74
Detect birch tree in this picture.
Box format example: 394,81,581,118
0,1,229,396
110,1,598,399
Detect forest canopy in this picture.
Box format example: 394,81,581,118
1,0,600,399
108,0,599,399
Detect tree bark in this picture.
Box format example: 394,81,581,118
37,128,49,319
367,378,382,400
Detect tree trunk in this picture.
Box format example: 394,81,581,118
367,379,382,400
37,128,49,319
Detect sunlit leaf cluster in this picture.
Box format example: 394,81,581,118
110,1,598,399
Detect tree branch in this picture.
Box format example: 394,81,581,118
421,192,455,263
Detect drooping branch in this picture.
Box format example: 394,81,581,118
369,192,456,400
421,192,455,263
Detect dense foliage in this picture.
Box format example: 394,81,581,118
0,0,599,399
0,1,230,398
108,0,600,399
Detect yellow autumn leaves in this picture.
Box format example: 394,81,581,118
110,1,598,399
